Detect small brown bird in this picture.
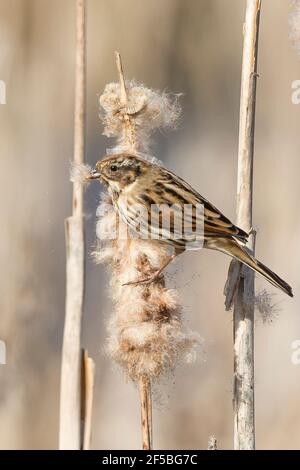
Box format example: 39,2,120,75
88,153,293,297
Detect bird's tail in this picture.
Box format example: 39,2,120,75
205,237,293,297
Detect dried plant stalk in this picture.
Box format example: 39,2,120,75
82,350,95,450
232,0,261,450
93,52,200,450
59,0,86,450
139,375,153,450
116,52,152,449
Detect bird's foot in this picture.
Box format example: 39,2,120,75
122,271,163,286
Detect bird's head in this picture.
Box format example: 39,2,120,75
88,153,148,190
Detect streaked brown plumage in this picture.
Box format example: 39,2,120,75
88,153,293,297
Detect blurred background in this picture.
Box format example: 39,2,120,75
0,0,299,450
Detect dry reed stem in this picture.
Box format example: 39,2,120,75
82,349,95,450
59,0,87,450
93,52,198,450
231,0,261,450
115,51,128,106
139,375,153,450
115,52,153,450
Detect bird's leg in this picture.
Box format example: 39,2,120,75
123,253,177,287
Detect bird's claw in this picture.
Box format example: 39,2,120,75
122,273,163,287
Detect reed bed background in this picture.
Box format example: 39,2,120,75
0,0,299,450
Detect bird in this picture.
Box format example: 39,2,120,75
88,153,293,297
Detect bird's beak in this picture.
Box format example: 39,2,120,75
87,169,101,180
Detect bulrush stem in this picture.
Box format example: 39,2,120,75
114,51,153,451
82,349,95,450
114,51,137,152
233,0,261,450
59,0,87,450
139,375,153,450
115,51,128,105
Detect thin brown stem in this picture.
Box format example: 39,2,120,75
114,51,153,449
139,376,153,450
115,51,128,105
114,51,138,152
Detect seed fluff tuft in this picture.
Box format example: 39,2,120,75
254,289,280,324
92,60,200,385
70,162,93,186
289,0,300,56
99,80,181,154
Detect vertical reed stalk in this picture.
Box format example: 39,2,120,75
139,376,153,450
233,0,261,450
59,0,87,450
115,51,153,450
82,350,95,450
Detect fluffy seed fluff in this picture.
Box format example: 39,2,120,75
289,0,300,56
93,79,200,382
254,289,280,324
70,162,92,186
207,435,217,450
99,80,181,154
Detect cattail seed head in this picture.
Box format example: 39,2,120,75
93,74,200,384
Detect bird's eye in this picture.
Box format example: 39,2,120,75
110,165,118,172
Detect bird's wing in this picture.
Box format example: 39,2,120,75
154,166,249,243
116,162,248,245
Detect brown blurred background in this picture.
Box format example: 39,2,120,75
0,0,299,450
